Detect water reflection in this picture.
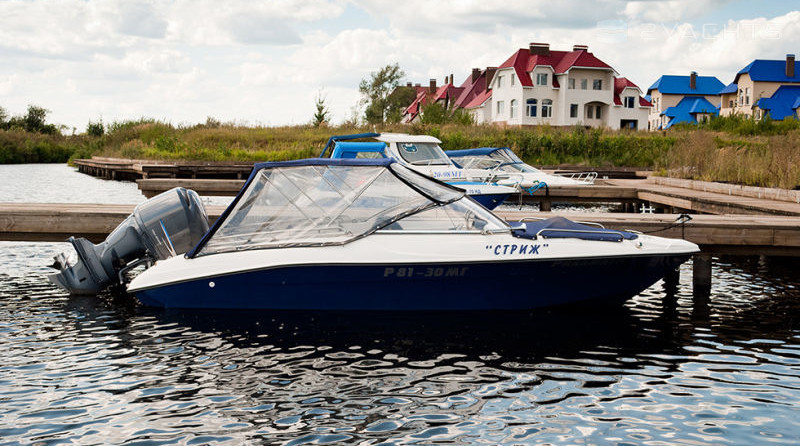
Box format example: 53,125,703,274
1,243,799,445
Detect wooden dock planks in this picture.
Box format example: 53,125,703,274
2,203,800,255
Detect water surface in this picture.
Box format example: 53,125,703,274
0,165,798,445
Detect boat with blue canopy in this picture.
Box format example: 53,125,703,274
321,133,515,210
446,147,597,189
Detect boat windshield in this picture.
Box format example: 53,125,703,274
451,148,542,174
396,142,452,166
193,161,466,256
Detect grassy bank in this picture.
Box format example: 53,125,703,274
2,116,799,189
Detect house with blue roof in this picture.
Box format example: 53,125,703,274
646,72,724,130
719,54,800,119
754,85,800,120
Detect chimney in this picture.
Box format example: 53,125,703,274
690,71,697,90
529,42,550,56
485,67,497,91
429,78,437,93
406,82,412,87
573,44,588,52
449,73,454,85
787,54,796,78
472,68,480,82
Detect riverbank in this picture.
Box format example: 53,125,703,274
3,117,799,189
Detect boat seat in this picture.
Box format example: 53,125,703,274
510,216,638,242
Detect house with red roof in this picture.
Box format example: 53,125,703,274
485,43,651,129
454,67,497,124
401,76,464,123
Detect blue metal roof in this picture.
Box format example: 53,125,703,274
647,75,725,95
719,82,738,94
661,97,719,128
755,85,800,120
736,59,800,83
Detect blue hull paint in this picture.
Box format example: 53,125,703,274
467,193,511,210
134,255,691,310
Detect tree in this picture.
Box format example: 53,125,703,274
312,90,330,127
385,86,417,123
359,63,405,124
87,119,104,137
0,105,7,130
20,105,58,134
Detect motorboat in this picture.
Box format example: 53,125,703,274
321,133,515,209
446,147,597,190
51,158,700,310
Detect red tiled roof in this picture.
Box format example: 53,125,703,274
498,47,613,87
455,70,491,109
612,77,652,108
463,90,491,109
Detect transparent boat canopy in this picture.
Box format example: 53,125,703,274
447,147,542,174
189,158,507,257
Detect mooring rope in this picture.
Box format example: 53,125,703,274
640,213,692,238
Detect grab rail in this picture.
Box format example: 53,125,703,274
536,227,624,242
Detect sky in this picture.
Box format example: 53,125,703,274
1,0,799,131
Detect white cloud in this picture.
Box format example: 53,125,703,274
0,0,797,129
623,0,733,23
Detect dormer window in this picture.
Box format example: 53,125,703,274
624,97,635,108
511,73,516,86
536,73,548,86
497,75,504,88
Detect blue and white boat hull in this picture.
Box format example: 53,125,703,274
129,233,697,310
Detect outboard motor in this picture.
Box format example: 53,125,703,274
49,188,210,295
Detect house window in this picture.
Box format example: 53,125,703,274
536,73,548,86
739,89,743,105
595,106,602,119
745,87,750,105
568,78,575,89
526,99,537,117
593,79,602,90
729,99,734,108
581,79,587,90
497,75,504,89
586,106,593,119
511,73,516,87
496,100,504,116
624,96,635,108
542,99,553,118
510,99,517,119
570,104,578,118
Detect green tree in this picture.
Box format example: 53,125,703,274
420,102,448,124
87,119,104,137
359,63,405,124
0,105,7,130
385,86,417,123
17,105,58,134
312,90,331,127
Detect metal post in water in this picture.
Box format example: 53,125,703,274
692,253,712,297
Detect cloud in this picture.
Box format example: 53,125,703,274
623,0,733,23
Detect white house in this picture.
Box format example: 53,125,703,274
482,43,651,130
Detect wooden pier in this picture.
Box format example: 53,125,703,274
2,203,800,256
74,157,254,181
135,176,800,218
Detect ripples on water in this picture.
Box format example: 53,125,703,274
1,164,799,444
1,242,798,445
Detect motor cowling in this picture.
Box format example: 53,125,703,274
49,187,210,295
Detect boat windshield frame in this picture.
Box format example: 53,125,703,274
186,158,495,258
